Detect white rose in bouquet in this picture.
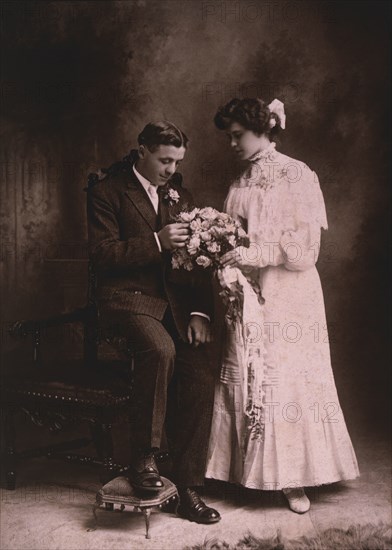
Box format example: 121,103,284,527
172,206,249,271
196,255,212,268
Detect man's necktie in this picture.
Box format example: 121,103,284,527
147,184,159,214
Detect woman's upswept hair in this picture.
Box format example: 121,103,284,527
214,98,281,139
138,120,189,151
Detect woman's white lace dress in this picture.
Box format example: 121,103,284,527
206,143,359,489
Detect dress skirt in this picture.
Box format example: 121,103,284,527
206,264,359,490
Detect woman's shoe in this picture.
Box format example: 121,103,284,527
282,487,310,513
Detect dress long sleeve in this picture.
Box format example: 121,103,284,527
225,150,328,272
266,167,328,271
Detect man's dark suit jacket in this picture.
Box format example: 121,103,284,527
87,153,213,341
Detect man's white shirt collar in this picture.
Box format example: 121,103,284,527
133,164,155,193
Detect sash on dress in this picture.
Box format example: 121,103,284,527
218,266,267,441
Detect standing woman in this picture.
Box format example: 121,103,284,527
205,98,359,513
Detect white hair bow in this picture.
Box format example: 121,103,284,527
268,98,286,129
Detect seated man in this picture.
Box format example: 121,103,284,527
87,120,220,524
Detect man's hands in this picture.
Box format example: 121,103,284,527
158,224,211,347
187,315,212,347
157,223,189,250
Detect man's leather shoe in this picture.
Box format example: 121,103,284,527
177,488,221,524
128,450,164,493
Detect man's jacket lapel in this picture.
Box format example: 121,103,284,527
124,170,157,231
159,190,171,227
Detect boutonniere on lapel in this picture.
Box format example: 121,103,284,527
162,186,180,206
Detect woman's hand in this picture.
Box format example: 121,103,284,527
220,246,254,268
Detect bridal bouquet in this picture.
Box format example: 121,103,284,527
171,206,249,271
172,206,266,439
171,206,262,324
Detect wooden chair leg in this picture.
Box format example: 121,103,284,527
90,421,105,459
90,422,115,483
1,408,16,490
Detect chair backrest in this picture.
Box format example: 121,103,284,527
85,155,139,367
85,149,138,191
8,155,139,369
83,261,99,367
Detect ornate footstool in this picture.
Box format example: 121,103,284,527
91,476,179,539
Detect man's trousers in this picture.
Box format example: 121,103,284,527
101,305,215,488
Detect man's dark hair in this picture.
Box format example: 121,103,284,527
138,120,189,151
86,121,189,187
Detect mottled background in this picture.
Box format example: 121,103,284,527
1,0,390,436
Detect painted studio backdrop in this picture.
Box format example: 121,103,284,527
1,1,390,439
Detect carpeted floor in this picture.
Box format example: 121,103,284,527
0,429,390,550
186,523,392,549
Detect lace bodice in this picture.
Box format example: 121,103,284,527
224,145,328,270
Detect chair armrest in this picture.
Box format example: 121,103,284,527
9,307,90,338
8,307,92,364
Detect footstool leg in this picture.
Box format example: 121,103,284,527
174,495,180,515
142,507,152,539
1,407,16,490
87,503,101,531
